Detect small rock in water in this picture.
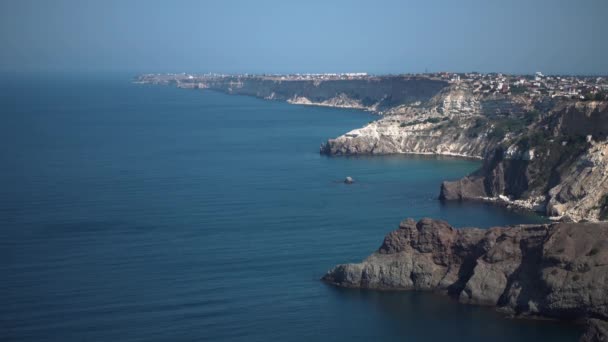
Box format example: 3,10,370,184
344,176,354,184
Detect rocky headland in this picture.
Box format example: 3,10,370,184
320,84,608,222
322,217,608,341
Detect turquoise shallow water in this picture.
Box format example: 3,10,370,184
0,75,581,341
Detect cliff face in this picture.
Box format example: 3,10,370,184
323,218,608,327
440,102,608,222
183,76,449,112
318,118,492,157
319,85,536,157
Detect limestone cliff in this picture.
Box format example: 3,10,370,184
320,85,503,157
322,218,608,339
319,84,529,157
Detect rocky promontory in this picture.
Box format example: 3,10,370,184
321,84,608,222
323,217,608,340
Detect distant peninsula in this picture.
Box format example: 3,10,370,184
136,72,608,222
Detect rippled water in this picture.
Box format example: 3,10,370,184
1,74,582,341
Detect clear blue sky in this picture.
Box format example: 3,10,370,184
1,0,606,75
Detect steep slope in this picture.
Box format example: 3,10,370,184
440,102,608,222
320,85,508,157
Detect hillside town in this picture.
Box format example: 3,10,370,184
429,71,608,100
136,71,608,101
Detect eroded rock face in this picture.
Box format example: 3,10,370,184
319,117,492,157
439,103,608,222
323,218,608,322
546,141,608,222
580,319,608,342
439,176,487,200
320,85,500,158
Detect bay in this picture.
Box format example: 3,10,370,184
0,74,581,341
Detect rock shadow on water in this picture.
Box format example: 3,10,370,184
322,285,583,342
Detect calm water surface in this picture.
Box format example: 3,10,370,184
0,74,581,341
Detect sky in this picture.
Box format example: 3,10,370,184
0,0,607,75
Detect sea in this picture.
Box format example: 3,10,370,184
0,73,582,341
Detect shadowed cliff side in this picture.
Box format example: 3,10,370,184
440,102,608,222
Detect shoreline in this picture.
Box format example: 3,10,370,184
137,80,560,222
135,75,608,223
322,149,484,160
135,76,602,340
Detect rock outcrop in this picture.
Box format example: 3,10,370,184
319,114,492,157
320,85,507,158
323,218,608,322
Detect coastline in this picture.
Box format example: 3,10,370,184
136,74,608,223
321,148,485,160
132,75,606,340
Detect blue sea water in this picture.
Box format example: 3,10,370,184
0,74,581,341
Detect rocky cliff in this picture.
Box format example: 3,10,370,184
322,217,608,340
319,82,608,222
320,85,507,157
440,102,608,222
175,75,450,112
319,84,530,157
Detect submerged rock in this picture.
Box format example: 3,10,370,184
323,218,608,324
